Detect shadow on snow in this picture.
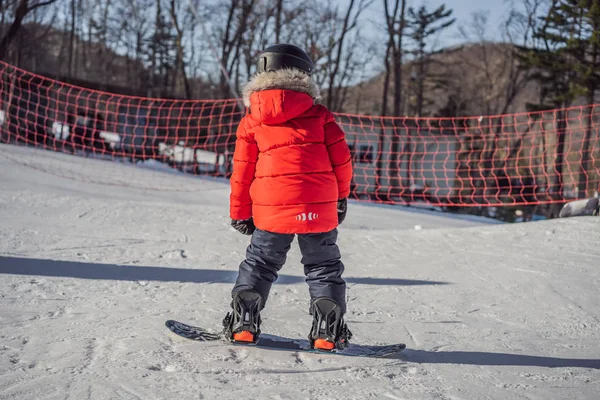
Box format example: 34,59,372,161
0,256,448,286
2,256,598,369
400,349,600,369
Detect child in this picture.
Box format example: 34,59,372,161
223,44,353,351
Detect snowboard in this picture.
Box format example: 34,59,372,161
559,197,599,218
165,319,406,358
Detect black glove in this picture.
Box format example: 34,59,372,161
231,218,256,235
337,198,347,224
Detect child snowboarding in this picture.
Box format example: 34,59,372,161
223,44,353,351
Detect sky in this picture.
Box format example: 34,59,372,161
357,0,511,48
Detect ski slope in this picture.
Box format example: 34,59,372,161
1,143,599,400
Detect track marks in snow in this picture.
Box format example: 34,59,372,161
548,285,600,326
77,208,94,219
2,144,600,400
80,338,99,373
292,351,304,366
158,249,188,259
403,325,420,347
226,347,250,363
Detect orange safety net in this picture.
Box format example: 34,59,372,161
1,61,599,207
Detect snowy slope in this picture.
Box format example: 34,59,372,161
0,143,599,400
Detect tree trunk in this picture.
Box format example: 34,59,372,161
68,0,75,76
389,118,403,196
388,0,407,196
220,0,237,98
376,40,392,197
275,0,282,43
554,109,566,200
326,0,355,110
392,48,402,115
416,53,424,117
578,36,598,198
392,0,407,117
169,0,192,99
0,0,30,60
578,99,595,198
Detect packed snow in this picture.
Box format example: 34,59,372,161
0,143,599,400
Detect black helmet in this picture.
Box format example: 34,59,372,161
256,44,314,75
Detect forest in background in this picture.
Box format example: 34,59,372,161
2,0,599,118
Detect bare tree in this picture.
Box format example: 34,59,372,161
239,0,276,81
0,0,59,59
68,0,76,75
146,0,178,97
383,0,407,117
323,0,373,111
0,0,57,69
446,3,550,210
168,0,191,98
380,40,392,117
406,4,454,117
274,0,282,43
211,0,257,98
502,0,548,114
381,0,407,197
113,0,153,94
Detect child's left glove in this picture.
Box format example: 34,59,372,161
231,218,256,235
337,198,347,224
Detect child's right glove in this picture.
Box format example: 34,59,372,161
231,218,256,235
337,198,347,224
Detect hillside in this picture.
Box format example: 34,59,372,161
340,42,545,117
6,23,213,99
7,23,541,115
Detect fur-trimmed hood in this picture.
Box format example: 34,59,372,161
242,69,321,108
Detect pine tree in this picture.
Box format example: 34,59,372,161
519,0,600,199
406,4,455,117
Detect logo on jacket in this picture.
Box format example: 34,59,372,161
295,212,319,221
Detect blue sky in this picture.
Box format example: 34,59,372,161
358,0,512,48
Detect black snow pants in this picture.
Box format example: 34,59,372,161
232,228,346,314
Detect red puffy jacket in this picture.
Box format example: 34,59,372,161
230,72,352,234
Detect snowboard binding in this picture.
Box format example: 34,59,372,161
308,297,352,351
222,290,263,344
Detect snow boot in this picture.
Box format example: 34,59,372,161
308,297,352,351
222,290,263,344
